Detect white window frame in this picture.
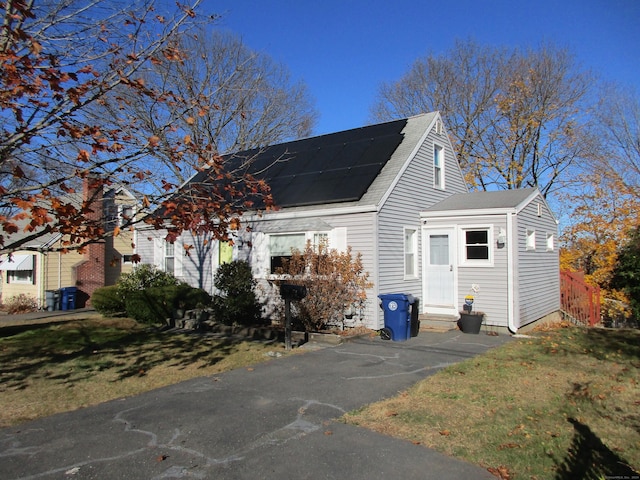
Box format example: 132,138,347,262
460,226,493,266
164,241,175,275
268,229,346,276
433,143,445,190
105,203,118,229
268,232,309,275
526,229,536,251
119,204,134,226
312,232,329,252
7,269,33,284
403,227,418,279
546,233,554,252
122,254,134,265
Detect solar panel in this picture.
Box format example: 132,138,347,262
191,118,408,209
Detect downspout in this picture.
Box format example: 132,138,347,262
372,213,381,330
39,251,45,309
57,248,62,289
507,211,517,334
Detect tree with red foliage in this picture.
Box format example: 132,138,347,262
0,0,275,255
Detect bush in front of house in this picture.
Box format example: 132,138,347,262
277,242,372,332
92,265,211,325
211,260,262,326
3,294,39,314
92,285,125,317
116,264,180,297
124,283,212,325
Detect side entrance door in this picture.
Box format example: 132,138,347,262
422,227,457,316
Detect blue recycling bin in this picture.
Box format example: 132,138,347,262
60,286,77,311
378,293,415,341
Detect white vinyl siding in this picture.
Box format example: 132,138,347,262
246,213,377,327
456,217,508,326
516,194,560,328
377,122,467,325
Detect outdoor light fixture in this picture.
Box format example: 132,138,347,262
497,228,507,247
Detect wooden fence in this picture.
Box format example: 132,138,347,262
560,270,601,326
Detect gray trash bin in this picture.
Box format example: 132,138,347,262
45,290,56,311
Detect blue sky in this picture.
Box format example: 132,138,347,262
208,0,639,135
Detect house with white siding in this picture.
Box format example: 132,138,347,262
137,112,560,333
421,188,560,332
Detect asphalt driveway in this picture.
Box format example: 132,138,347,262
0,330,510,479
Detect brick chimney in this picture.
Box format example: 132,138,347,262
73,176,106,306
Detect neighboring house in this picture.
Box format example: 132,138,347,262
0,180,138,309
138,112,560,333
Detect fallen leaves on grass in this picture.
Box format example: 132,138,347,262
487,465,511,479
498,443,521,450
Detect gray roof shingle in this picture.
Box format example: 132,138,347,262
423,188,539,213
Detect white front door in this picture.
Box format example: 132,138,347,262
423,227,457,315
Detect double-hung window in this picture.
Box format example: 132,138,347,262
404,228,418,278
119,205,134,226
164,242,175,275
462,228,491,265
313,233,329,252
433,144,444,189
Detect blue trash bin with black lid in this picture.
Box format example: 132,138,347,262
378,293,415,341
60,287,77,311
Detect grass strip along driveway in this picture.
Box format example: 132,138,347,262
0,316,286,427
343,324,640,479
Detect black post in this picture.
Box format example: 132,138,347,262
285,298,292,351
280,284,306,352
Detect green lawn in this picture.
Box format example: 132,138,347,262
0,316,288,427
343,324,640,480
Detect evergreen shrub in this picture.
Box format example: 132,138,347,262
91,286,125,317
212,260,261,326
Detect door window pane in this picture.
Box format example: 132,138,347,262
430,234,449,265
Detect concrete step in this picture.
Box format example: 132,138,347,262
418,314,459,332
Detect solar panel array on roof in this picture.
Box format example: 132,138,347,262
218,118,408,208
